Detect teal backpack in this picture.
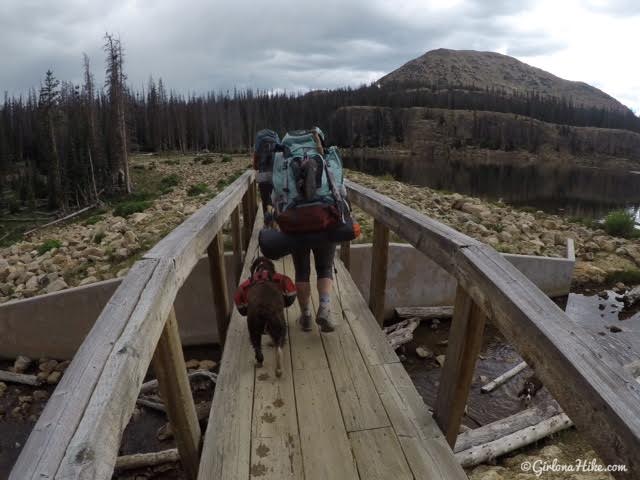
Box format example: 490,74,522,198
271,128,349,234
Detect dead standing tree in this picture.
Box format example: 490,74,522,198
39,70,65,211
104,33,130,194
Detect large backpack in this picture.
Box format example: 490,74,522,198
254,129,281,183
271,129,349,234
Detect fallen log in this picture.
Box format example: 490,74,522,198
23,204,97,236
0,370,42,386
395,306,454,320
136,397,166,413
140,369,217,395
481,361,528,393
456,412,573,468
115,448,179,471
454,402,562,453
157,401,212,440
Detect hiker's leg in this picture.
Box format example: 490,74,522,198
313,243,336,332
292,248,312,331
258,182,272,214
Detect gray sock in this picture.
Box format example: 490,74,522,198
303,304,312,316
319,293,330,312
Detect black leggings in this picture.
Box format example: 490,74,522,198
291,243,336,282
258,182,272,213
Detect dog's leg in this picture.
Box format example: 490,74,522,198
275,346,283,377
250,328,264,367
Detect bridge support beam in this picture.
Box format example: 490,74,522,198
369,219,389,326
340,241,351,271
207,233,231,344
434,285,487,447
230,206,243,284
152,306,202,480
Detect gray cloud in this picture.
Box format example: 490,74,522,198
0,0,615,102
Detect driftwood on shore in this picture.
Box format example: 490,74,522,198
481,361,528,393
395,306,454,320
455,412,573,468
384,317,420,348
115,449,180,471
0,370,42,386
454,402,562,453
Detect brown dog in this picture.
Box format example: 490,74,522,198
235,257,296,377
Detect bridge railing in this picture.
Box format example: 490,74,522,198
343,179,640,477
10,171,258,480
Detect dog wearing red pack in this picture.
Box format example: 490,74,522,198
234,257,296,377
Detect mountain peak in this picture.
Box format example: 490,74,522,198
378,49,631,113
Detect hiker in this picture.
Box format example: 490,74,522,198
259,126,359,333
252,129,280,223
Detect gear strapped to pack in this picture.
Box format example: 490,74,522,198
233,270,297,316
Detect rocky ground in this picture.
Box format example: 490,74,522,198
0,153,249,304
347,170,640,288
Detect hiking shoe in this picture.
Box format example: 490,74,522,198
299,312,313,332
315,306,335,332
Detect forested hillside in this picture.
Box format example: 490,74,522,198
1,45,639,216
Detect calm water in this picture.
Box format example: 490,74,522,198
344,153,640,224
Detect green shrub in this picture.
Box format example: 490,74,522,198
187,183,210,196
603,210,636,238
94,231,106,244
84,214,104,226
216,179,228,189
606,269,640,285
38,239,62,255
379,172,395,181
160,174,180,188
221,155,232,163
113,200,152,217
163,159,179,166
201,157,215,165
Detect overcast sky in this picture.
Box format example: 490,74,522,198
1,0,639,113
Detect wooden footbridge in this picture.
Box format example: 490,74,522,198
10,171,640,479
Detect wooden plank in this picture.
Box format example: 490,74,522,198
368,363,467,479
349,427,412,480
197,209,264,480
369,219,389,326
395,306,454,320
282,255,329,371
339,241,351,271
242,191,252,250
455,244,640,474
345,179,482,274
9,259,158,480
231,206,243,283
321,288,390,432
334,260,398,366
57,259,178,479
207,232,231,344
294,368,359,480
151,307,201,480
434,285,487,447
250,256,303,479
145,170,254,284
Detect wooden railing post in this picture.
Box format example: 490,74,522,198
242,191,252,251
433,285,487,447
152,307,201,480
369,219,389,326
340,241,351,271
207,233,231,344
230,206,243,284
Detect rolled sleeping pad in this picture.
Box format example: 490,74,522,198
259,221,360,260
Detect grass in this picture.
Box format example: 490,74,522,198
84,213,105,225
568,216,599,229
221,155,232,163
379,172,395,181
38,239,62,255
187,183,210,196
603,210,636,238
113,199,152,217
201,157,215,165
606,269,640,285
